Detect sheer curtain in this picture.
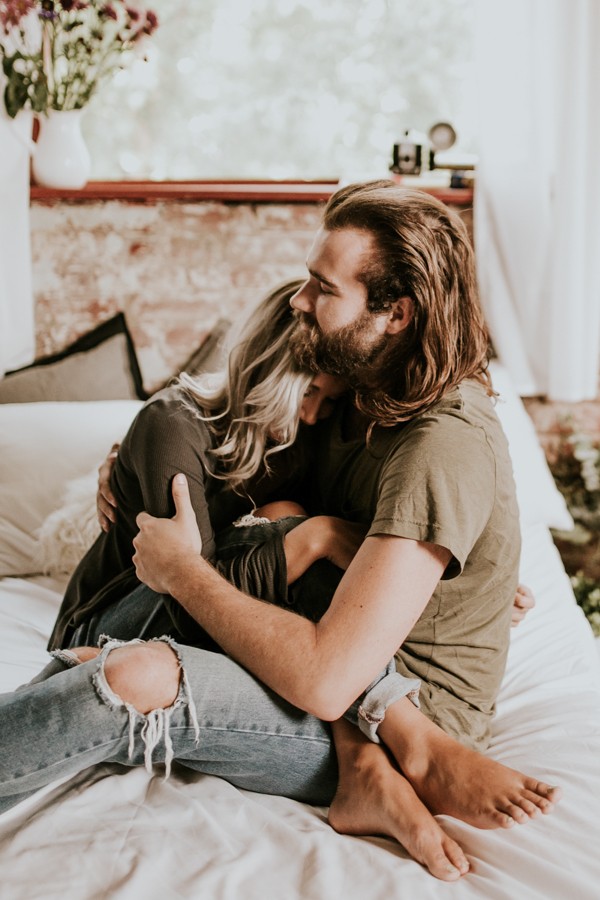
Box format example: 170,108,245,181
0,111,35,377
474,0,600,400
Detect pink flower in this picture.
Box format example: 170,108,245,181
0,0,36,30
100,3,117,20
142,8,157,34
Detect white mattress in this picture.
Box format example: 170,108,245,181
1,524,600,900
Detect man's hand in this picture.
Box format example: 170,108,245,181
133,473,203,594
511,583,535,627
97,444,120,532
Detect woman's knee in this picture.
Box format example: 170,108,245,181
103,641,181,714
69,646,102,663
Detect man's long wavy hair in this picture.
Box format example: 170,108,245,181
179,280,312,490
323,181,492,426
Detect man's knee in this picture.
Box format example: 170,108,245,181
103,641,181,714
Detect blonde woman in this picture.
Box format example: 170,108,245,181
48,281,349,651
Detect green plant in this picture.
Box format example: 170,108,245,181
550,425,600,635
570,572,600,637
551,428,600,535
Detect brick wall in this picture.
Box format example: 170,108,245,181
30,199,323,394
29,196,598,436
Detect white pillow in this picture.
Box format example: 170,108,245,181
0,401,142,577
489,362,574,531
37,469,99,577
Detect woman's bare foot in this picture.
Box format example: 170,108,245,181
380,699,562,830
330,720,469,882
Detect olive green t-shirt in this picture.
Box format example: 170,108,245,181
313,380,520,749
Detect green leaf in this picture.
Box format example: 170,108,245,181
4,77,29,118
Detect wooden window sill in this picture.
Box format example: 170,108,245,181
30,180,474,206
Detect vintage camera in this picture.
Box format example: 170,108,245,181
390,122,459,176
390,131,424,175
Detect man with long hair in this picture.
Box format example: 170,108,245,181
0,183,560,882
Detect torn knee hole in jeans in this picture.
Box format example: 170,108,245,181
51,648,82,667
60,636,199,778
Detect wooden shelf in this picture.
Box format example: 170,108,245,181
30,180,474,206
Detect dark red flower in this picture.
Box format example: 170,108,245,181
0,0,36,30
142,9,158,34
100,3,118,20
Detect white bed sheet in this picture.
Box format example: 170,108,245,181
1,524,600,900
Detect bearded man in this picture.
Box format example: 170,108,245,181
0,182,560,882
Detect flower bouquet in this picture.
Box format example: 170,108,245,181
550,426,600,636
0,0,159,118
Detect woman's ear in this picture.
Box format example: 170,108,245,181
384,296,414,334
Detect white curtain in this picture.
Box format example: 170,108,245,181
0,110,35,377
474,0,600,400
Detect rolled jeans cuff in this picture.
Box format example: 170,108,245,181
344,660,421,744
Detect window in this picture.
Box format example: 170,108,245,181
82,0,476,181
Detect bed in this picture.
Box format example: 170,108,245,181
1,364,599,900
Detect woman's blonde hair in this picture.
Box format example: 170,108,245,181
179,280,312,490
323,181,493,425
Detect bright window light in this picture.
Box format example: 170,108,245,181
81,0,476,181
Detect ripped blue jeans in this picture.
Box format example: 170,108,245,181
66,506,421,746
0,633,418,816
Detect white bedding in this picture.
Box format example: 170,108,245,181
2,369,600,899
1,523,600,900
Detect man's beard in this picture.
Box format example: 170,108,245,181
290,311,389,384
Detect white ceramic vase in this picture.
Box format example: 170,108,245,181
32,109,91,190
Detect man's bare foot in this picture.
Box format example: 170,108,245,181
329,720,469,882
380,699,562,830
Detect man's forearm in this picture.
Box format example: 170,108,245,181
132,476,448,720
164,554,342,719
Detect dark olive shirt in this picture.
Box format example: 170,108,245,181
48,386,312,649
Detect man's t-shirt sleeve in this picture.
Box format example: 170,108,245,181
368,416,496,577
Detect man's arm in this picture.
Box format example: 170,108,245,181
96,443,120,532
133,474,450,720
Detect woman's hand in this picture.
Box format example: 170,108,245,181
511,583,535,626
97,444,120,532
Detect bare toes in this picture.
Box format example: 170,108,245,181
495,811,516,829
504,804,529,824
426,848,464,882
527,780,562,802
445,840,470,875
544,785,562,803
512,797,540,818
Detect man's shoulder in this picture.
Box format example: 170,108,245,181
376,381,496,458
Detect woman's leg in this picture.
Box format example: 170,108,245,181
0,637,337,815
343,659,420,742
66,583,177,647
